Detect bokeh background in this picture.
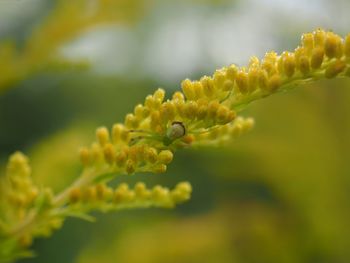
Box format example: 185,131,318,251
0,0,350,262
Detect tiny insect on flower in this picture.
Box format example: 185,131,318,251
163,121,186,146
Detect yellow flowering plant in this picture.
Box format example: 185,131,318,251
0,0,148,94
0,28,349,262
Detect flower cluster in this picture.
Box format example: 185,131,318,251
0,153,66,254
0,29,349,262
1,153,38,214
79,123,175,176
76,30,350,191
67,181,192,210
76,85,249,180
213,29,350,109
193,117,255,146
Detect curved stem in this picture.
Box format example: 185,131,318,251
53,169,94,206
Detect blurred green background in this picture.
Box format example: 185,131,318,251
0,0,350,262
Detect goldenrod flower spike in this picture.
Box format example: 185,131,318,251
71,30,350,190
1,153,38,217
67,181,192,211
218,29,350,110
1,29,350,262
59,29,350,211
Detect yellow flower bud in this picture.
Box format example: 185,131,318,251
173,99,185,118
79,147,91,166
152,185,169,203
124,191,136,203
115,149,128,167
91,143,103,163
262,51,278,75
192,81,203,98
247,68,259,92
120,128,130,142
182,134,195,145
249,56,260,67
283,52,296,78
153,164,167,174
200,76,215,98
134,182,150,199
69,188,81,203
310,47,324,69
207,101,220,119
145,95,155,109
176,181,192,194
294,46,306,62
227,111,236,123
153,88,165,102
145,147,158,164
298,56,310,75
128,145,143,163
184,101,198,119
160,101,176,122
134,104,149,119
114,183,134,203
95,184,105,199
171,181,192,203
243,118,255,131
83,186,97,202
125,114,139,129
222,79,234,92
117,183,129,192
236,71,249,94
301,33,314,54
95,184,112,201
96,127,110,146
258,70,268,90
172,91,185,102
313,29,326,47
197,105,208,120
152,98,162,110
181,79,196,100
103,143,115,165
112,124,123,143
325,60,346,78
7,152,31,178
267,74,281,92
125,159,136,174
158,150,173,164
216,106,235,124
213,70,225,90
324,32,342,58
226,64,238,81
150,111,161,130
